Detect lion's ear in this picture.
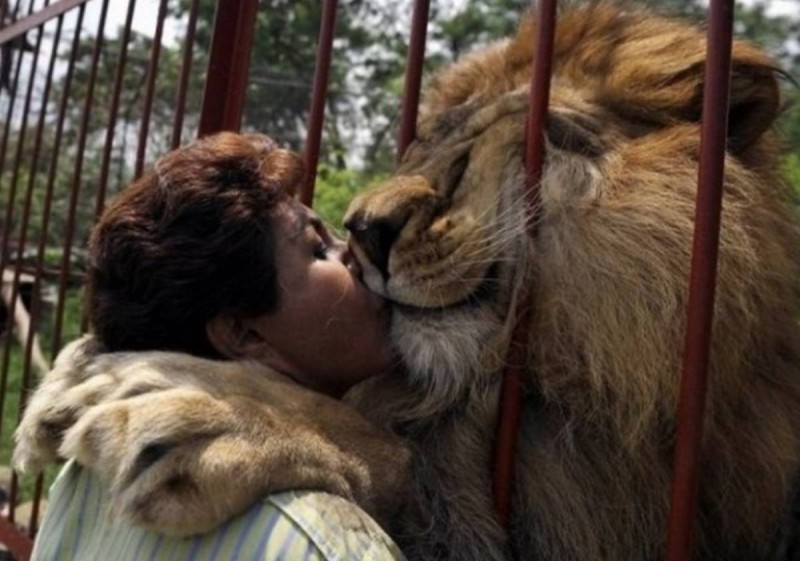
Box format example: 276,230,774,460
721,57,781,152
602,37,781,153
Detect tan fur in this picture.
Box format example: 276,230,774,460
14,337,410,536
344,4,800,560
14,3,800,560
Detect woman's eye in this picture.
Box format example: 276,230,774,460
313,242,328,260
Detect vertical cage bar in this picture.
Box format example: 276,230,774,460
0,0,48,449
299,0,337,207
397,0,429,161
492,0,557,528
197,0,258,136
55,0,109,347
93,0,136,220
134,0,168,178
5,13,62,521
665,1,735,559
0,1,31,254
171,0,200,149
0,0,39,279
9,7,64,385
2,1,52,540
22,4,85,536
30,0,87,386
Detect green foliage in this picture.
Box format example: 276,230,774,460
313,165,385,232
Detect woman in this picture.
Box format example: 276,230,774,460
16,132,409,561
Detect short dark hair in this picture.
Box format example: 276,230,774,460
87,132,305,358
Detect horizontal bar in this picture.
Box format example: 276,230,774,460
0,0,88,44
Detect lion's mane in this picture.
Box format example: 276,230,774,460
346,4,800,560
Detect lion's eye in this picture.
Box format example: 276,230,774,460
443,153,470,196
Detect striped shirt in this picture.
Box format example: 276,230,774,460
32,461,406,561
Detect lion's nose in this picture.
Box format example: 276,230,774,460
344,211,407,278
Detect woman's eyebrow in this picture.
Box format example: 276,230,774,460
288,207,309,241
309,215,324,230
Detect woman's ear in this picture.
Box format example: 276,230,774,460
205,315,298,373
206,315,263,360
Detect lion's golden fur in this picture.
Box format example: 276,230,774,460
344,3,800,559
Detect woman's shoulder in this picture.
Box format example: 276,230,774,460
37,462,405,561
263,490,406,560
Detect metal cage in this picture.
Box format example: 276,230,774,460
0,0,755,559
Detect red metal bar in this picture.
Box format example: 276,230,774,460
665,1,735,559
300,0,338,207
93,0,136,221
492,0,557,528
0,0,38,276
0,0,87,43
12,8,65,375
135,0,168,178
21,4,85,537
0,0,48,446
0,6,28,190
28,475,44,536
397,0,430,161
0,517,32,561
197,0,258,136
56,0,109,346
171,0,200,148
4,11,62,531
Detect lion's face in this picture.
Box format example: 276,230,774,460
345,4,795,408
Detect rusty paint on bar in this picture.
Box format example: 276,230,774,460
397,0,429,161
94,0,136,221
665,1,735,559
171,0,200,148
135,0,168,178
55,0,109,348
0,0,87,43
198,0,258,136
300,0,338,207
492,0,557,528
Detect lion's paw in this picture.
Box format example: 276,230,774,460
59,389,262,535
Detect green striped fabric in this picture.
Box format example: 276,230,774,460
32,461,406,561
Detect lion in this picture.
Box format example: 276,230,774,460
14,3,800,560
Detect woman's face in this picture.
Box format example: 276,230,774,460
250,200,396,396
